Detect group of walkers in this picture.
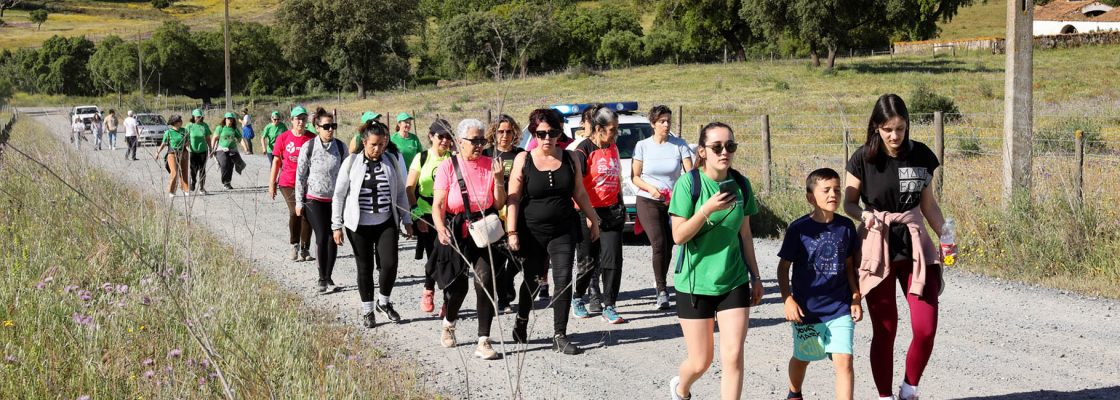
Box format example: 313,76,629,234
69,109,122,152
137,93,950,399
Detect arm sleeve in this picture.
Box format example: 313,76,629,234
433,158,452,193
741,177,759,216
272,133,285,157
294,141,312,205
777,224,799,261
845,147,865,180
632,140,645,162
331,155,353,231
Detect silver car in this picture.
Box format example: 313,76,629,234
135,114,169,146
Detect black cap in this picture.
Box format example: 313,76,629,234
429,119,452,136
167,115,183,125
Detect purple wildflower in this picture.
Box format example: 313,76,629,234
63,285,78,293
116,284,129,294
78,290,92,302
4,354,16,364
71,313,93,326
143,370,155,380
35,281,46,290
101,282,113,292
142,357,154,366
179,272,189,281
200,358,211,369
167,348,182,359
198,377,207,386
140,296,151,306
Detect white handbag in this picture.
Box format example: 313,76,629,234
453,157,505,247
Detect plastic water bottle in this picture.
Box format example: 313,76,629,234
940,219,957,266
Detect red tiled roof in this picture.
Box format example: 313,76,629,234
1034,0,1118,22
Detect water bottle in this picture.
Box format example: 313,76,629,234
940,218,957,266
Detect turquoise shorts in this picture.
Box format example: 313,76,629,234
791,316,854,362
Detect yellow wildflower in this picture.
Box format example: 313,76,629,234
2,320,12,327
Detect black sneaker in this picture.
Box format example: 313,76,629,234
376,302,401,323
537,284,550,301
552,334,582,355
317,283,329,294
361,311,376,328
588,293,604,313
512,318,528,344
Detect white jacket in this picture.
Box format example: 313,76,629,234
331,151,411,232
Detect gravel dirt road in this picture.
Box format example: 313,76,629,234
26,108,1119,399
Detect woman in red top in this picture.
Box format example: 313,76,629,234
269,105,315,262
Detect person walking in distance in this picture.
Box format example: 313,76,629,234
240,107,255,155
104,109,119,150
331,121,414,328
406,119,454,315
505,108,601,355
843,94,948,400
269,106,315,261
154,115,190,198
668,122,764,400
123,110,140,160
295,110,347,294
391,112,423,173
430,119,506,359
211,112,244,190
260,111,286,166
186,109,212,195
70,115,84,150
90,112,105,151
632,105,693,310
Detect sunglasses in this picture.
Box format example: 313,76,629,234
705,141,739,154
436,134,454,141
318,123,337,130
534,129,562,139
463,137,488,147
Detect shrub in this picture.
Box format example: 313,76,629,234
958,136,982,157
909,83,961,123
1036,116,1106,154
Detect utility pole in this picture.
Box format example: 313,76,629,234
137,31,144,103
1003,0,1034,207
223,0,233,111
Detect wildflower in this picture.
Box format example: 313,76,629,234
101,282,113,293
78,290,92,302
116,284,129,294
35,281,46,290
198,377,207,386
44,276,54,283
77,396,90,400
167,349,182,359
179,272,189,281
200,358,210,369
4,355,16,364
2,320,12,328
63,285,78,293
143,370,155,380
140,296,151,306
71,313,93,326
141,358,154,366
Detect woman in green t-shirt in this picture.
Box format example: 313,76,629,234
666,122,763,400
260,110,287,166
154,114,189,197
210,112,242,190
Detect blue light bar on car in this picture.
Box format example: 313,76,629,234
550,102,639,116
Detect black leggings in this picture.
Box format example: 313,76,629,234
279,187,313,247
304,199,338,285
443,240,498,338
575,208,624,306
517,229,576,335
214,151,236,186
414,214,438,291
636,196,672,293
347,221,399,302
493,242,518,305
188,151,207,191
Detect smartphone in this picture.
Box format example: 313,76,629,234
718,180,738,199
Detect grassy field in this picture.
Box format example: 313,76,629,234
0,0,281,49
302,45,1118,298
936,1,1007,41
0,117,431,398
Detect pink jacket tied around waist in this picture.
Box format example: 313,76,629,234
858,208,939,297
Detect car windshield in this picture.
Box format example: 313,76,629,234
76,107,98,115
615,123,652,159
136,115,165,125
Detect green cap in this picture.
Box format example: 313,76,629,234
270,110,281,118
223,112,237,119
290,106,308,117
396,112,413,122
191,109,203,117
360,111,381,125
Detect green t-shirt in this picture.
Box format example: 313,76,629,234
668,171,759,296
185,122,212,153
409,148,450,217
215,126,241,150
392,132,424,171
162,127,187,151
261,122,287,153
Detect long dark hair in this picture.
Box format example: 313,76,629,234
863,94,911,164
696,121,733,169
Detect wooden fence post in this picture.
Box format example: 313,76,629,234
842,128,850,186
677,105,683,138
761,115,772,194
934,111,945,200
1075,129,1084,205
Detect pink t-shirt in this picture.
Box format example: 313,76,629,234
272,130,314,188
434,155,496,215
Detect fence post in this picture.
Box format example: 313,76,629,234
677,105,683,138
843,128,850,185
1075,129,1084,205
761,115,772,194
486,108,492,124
934,111,945,200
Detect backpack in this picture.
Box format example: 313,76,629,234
413,150,433,206
304,137,345,160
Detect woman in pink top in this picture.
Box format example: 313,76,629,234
430,119,506,360
269,105,315,261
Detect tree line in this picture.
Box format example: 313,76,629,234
0,0,976,105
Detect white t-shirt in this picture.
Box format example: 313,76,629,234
71,122,85,134
123,117,139,137
242,114,252,127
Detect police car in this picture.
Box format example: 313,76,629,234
519,102,653,233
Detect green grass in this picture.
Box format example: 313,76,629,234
0,117,431,398
0,0,281,50
937,1,1007,40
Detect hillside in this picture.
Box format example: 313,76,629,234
937,1,1007,40
0,0,280,49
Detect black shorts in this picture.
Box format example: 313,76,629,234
676,282,752,320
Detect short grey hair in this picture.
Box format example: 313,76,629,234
456,118,486,139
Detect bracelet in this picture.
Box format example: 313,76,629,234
507,231,518,236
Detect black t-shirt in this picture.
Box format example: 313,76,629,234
846,140,940,260
486,146,524,186
845,140,939,213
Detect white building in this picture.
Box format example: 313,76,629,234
1034,0,1120,35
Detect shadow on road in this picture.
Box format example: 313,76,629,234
956,387,1120,400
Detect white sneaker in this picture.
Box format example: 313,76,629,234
899,382,919,400
440,323,456,348
669,376,690,400
473,337,499,360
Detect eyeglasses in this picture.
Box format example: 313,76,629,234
534,129,562,139
704,141,739,154
318,123,337,130
463,137,488,147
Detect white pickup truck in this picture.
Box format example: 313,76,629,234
70,105,101,132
